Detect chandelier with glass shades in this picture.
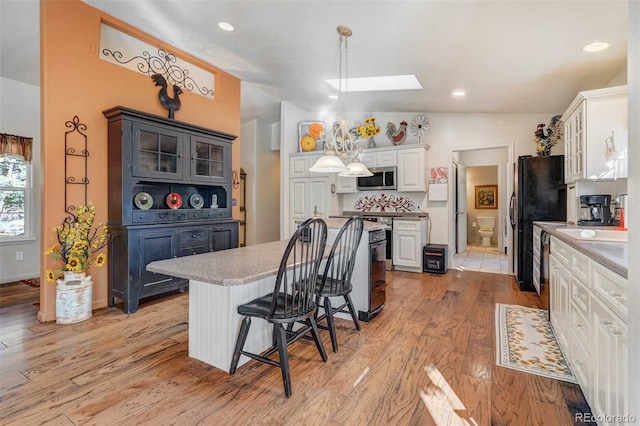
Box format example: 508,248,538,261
309,26,373,177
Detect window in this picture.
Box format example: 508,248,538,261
0,156,31,239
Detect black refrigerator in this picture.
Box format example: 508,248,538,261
511,155,566,292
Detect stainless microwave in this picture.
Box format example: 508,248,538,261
357,166,397,191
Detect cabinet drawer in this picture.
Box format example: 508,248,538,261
569,328,591,391
570,249,589,283
179,229,208,246
550,237,570,267
154,211,173,222
172,210,188,221
202,209,230,219
179,245,208,257
570,278,590,318
533,227,541,256
132,211,152,223
591,262,627,321
570,300,590,351
189,210,205,220
393,220,421,231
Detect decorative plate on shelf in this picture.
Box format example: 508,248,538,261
134,192,154,210
166,193,183,209
189,194,204,209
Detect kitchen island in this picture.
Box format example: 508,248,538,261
146,218,385,372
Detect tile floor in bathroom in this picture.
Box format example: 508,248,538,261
452,244,510,274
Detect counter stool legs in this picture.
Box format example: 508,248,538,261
323,298,338,353
273,324,292,397
309,316,328,362
345,295,361,331
229,316,251,375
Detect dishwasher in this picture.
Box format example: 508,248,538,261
358,229,386,322
540,230,550,314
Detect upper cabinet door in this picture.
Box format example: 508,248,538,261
190,135,230,184
132,122,184,180
376,151,397,167
397,148,426,192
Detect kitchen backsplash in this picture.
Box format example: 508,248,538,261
342,191,427,213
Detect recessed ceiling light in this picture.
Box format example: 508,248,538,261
582,41,609,52
328,94,338,99
325,75,422,92
452,90,466,97
218,22,234,32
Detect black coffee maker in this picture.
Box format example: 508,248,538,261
578,195,614,226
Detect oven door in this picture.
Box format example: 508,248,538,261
370,239,386,312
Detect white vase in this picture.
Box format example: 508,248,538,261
56,271,92,324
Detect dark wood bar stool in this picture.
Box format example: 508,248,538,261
229,217,328,398
315,216,364,352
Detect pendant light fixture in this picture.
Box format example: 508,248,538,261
309,26,372,177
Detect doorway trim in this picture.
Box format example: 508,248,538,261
448,143,515,273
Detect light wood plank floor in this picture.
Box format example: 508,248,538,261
0,271,591,425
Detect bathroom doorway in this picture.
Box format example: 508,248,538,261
449,145,514,274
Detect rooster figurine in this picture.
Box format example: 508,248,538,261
151,74,183,119
386,121,408,145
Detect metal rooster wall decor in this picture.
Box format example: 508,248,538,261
534,115,562,156
151,74,182,119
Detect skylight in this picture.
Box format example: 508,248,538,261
325,75,423,92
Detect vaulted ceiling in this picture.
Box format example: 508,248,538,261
1,1,628,123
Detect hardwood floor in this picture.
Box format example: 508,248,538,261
0,271,591,425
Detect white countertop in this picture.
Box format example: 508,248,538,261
533,221,627,278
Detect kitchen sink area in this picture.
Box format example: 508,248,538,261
556,227,628,242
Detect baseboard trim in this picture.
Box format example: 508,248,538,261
1,272,40,285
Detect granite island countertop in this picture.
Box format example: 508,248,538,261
533,221,628,278
147,219,384,286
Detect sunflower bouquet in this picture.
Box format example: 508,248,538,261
356,117,381,139
45,203,109,282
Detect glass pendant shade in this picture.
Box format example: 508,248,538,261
338,157,373,177
308,25,371,177
309,151,348,173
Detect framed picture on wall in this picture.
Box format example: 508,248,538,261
475,185,498,209
298,121,325,152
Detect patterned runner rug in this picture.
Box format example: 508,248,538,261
495,303,577,383
20,278,40,288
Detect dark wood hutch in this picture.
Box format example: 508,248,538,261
103,106,239,313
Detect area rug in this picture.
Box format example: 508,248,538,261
495,303,577,383
20,277,40,288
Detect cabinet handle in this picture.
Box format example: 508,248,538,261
608,291,624,300
574,359,583,367
192,234,198,238
573,293,586,301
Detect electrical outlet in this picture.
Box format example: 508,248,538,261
15,251,23,261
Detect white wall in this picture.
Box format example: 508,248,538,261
0,77,41,284
240,119,280,245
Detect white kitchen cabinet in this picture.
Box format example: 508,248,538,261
392,219,426,273
591,296,628,424
336,174,357,193
358,149,397,168
547,234,628,424
562,85,628,183
289,153,329,178
397,147,427,192
289,153,336,235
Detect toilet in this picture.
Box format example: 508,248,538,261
477,217,495,247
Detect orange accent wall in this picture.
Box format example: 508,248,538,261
39,0,241,322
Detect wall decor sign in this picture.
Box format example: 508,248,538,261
475,185,498,209
428,167,448,184
99,24,214,99
354,194,416,212
298,121,325,152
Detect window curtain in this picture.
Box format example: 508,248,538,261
1,133,33,162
